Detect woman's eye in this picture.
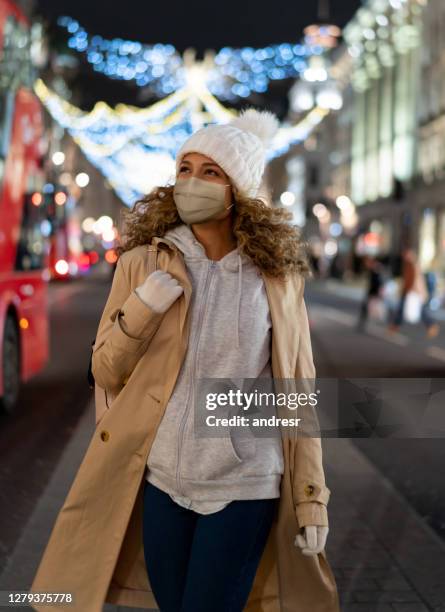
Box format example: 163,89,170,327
179,166,220,176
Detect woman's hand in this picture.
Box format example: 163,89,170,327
135,270,184,314
295,526,329,555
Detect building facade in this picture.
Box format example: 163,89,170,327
342,0,427,262
414,0,445,271
276,0,445,276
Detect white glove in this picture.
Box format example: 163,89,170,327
295,526,329,556
135,270,183,314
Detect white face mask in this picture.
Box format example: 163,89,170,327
173,176,234,225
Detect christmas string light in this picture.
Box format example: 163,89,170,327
58,16,321,101
35,78,329,206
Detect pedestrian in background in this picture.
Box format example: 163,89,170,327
389,248,439,338
357,255,385,331
30,108,339,612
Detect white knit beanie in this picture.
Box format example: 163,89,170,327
175,108,279,198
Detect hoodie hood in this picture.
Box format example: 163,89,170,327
163,223,248,348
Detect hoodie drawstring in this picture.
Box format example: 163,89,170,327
164,224,243,349
235,252,242,349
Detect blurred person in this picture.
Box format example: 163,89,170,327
329,252,343,279
31,109,339,612
389,248,439,338
423,256,442,336
309,249,320,276
357,255,385,331
424,254,441,307
424,268,437,316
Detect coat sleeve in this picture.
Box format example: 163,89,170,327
293,276,331,528
91,254,165,391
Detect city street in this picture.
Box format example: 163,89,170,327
1,275,445,610
1,0,445,609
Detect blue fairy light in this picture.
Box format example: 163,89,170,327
57,16,313,101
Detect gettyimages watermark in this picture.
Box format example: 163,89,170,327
193,377,445,439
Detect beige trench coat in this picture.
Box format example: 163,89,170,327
30,236,339,612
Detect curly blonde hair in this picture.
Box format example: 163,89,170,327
116,185,311,279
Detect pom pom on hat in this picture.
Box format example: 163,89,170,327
175,107,280,198
229,108,280,147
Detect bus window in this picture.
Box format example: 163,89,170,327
0,90,15,186
14,193,47,271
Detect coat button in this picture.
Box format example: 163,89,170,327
304,484,315,497
100,430,110,442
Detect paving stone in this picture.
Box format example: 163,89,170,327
391,604,430,612
341,604,393,612
376,575,413,590
341,568,405,580
336,577,379,591
339,591,356,604
354,590,421,603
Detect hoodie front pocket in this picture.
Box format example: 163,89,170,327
180,429,248,481
223,433,243,464
224,426,257,463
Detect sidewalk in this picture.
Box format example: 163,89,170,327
324,440,445,612
1,400,445,611
319,277,445,322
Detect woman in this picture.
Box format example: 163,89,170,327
30,109,339,612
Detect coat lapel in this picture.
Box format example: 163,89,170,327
152,236,192,337
262,272,301,379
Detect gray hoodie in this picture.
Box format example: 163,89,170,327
145,224,284,513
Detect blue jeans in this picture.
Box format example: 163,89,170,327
142,480,278,612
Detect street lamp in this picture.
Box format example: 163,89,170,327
52,151,65,165
280,191,296,206
75,172,90,187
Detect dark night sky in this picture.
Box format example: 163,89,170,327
36,0,362,53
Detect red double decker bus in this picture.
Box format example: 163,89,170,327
0,0,49,412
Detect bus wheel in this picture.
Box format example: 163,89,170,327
1,315,20,414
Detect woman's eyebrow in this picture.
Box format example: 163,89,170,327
180,160,222,172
